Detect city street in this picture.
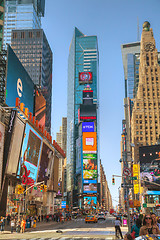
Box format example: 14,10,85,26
0,215,127,239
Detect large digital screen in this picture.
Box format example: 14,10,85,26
79,72,92,84
83,170,97,179
139,145,160,190
84,196,97,207
83,90,93,105
82,122,94,132
83,132,97,153
80,104,96,120
17,123,43,182
83,183,97,193
6,45,34,113
38,142,54,182
83,153,97,170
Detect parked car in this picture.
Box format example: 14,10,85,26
97,212,106,220
85,215,97,223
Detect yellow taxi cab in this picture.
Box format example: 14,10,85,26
85,215,97,223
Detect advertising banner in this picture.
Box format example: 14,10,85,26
79,72,92,84
0,122,5,188
139,145,160,190
84,196,97,208
61,201,66,208
83,170,97,179
83,90,93,105
82,122,94,132
80,105,96,120
17,123,43,182
38,142,54,182
133,164,140,194
83,153,97,170
6,45,34,113
83,132,97,153
83,183,97,193
76,137,82,174
6,117,25,176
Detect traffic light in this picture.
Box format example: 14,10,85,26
40,184,44,192
44,185,47,192
112,177,115,185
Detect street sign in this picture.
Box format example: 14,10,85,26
130,176,137,180
13,199,19,201
123,168,131,177
143,203,147,208
121,183,133,188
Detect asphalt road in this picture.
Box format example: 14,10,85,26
0,215,127,239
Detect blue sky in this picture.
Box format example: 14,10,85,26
42,0,160,207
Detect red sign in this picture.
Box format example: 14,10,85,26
79,72,92,83
123,168,131,176
80,116,96,120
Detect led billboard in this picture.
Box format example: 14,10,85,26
6,116,25,176
83,183,97,193
83,153,97,170
17,123,43,182
83,132,97,153
80,105,96,121
79,72,92,84
84,196,97,208
34,87,46,128
38,142,54,182
82,122,94,132
83,170,97,179
139,145,160,190
6,45,34,113
83,90,93,105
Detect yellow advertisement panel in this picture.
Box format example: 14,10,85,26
83,132,97,153
133,164,140,194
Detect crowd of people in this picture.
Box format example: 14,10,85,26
0,212,72,234
115,212,160,239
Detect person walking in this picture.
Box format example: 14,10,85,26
139,214,160,236
0,217,4,232
10,218,15,233
151,213,160,229
20,218,26,233
115,217,123,239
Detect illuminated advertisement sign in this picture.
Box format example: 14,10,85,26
83,153,97,170
17,123,43,182
38,142,54,182
82,122,94,132
79,72,92,84
84,196,97,208
83,90,93,105
133,164,140,194
6,45,34,113
83,132,97,153
139,145,160,190
80,104,96,120
83,170,97,179
83,179,97,184
84,183,97,193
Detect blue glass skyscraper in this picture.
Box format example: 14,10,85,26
67,28,99,206
3,0,45,49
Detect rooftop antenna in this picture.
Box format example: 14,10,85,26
137,17,140,42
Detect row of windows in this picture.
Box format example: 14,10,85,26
12,31,41,39
136,131,158,135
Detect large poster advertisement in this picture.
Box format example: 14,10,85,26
139,145,160,190
0,122,5,188
83,132,97,153
34,87,46,128
6,45,34,113
84,196,97,208
38,142,54,182
76,138,82,174
17,123,43,182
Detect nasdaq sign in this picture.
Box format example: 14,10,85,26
82,122,94,132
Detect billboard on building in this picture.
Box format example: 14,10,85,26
79,72,92,84
76,137,82,174
37,142,54,182
83,153,97,170
17,123,43,182
139,145,160,190
133,164,140,194
0,122,5,188
83,183,97,193
6,117,25,176
84,196,97,208
6,45,34,113
82,122,94,132
83,170,97,179
83,132,97,153
83,90,93,105
80,105,96,121
34,87,46,128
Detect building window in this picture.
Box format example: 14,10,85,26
12,32,17,39
29,32,33,38
21,32,25,39
136,131,139,135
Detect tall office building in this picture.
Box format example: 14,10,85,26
3,0,45,49
67,28,99,205
131,22,160,162
0,0,4,51
11,29,52,133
